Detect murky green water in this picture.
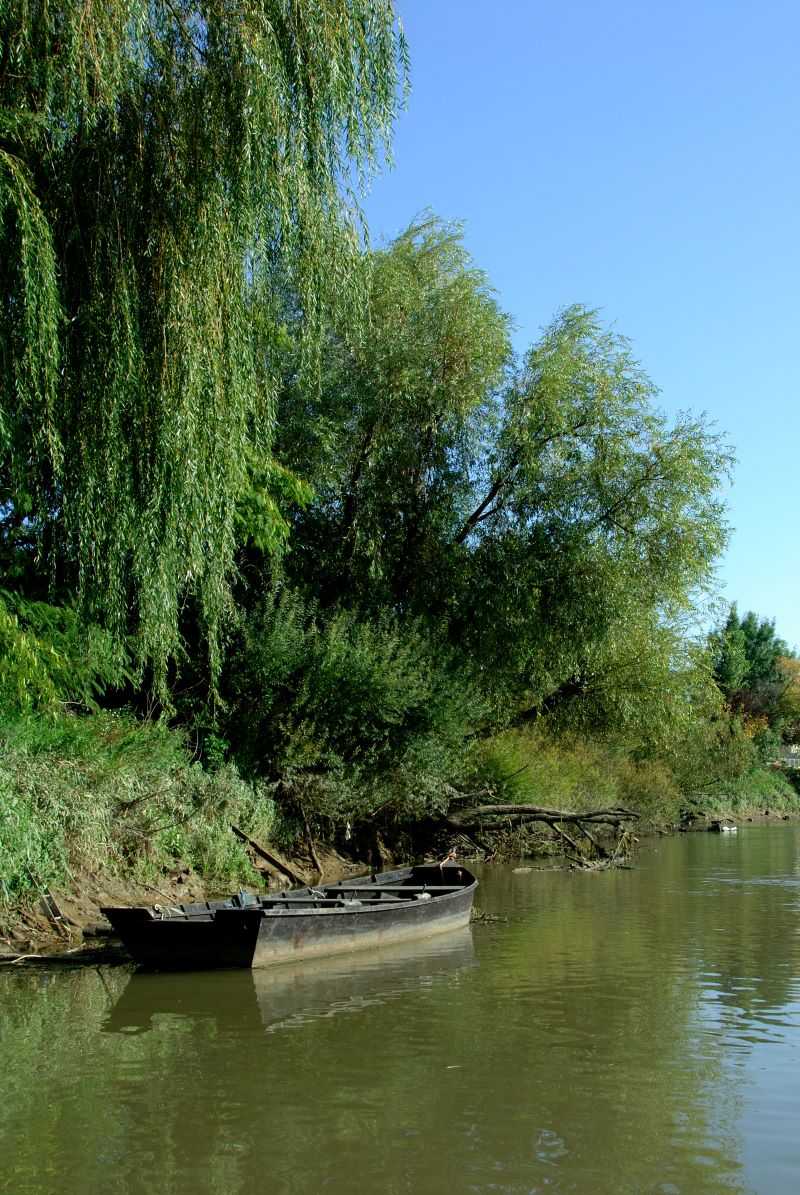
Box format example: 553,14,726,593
3,824,800,1194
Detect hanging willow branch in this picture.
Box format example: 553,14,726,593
0,0,408,691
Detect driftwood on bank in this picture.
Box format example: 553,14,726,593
446,803,640,867
448,803,639,828
230,825,306,886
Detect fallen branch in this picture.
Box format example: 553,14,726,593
448,803,639,829
573,821,609,859
554,822,585,859
447,802,640,868
230,825,306,886
42,888,81,931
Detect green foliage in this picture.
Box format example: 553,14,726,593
274,229,734,757
475,726,685,825
472,716,800,828
0,7,779,885
0,710,276,902
228,239,737,832
0,591,124,713
234,450,314,554
710,606,793,732
775,655,800,738
681,766,798,819
711,610,749,695
224,588,482,822
512,608,723,758
453,306,732,719
1,0,407,688
0,592,62,712
277,214,513,608
0,776,65,904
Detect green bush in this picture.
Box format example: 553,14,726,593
0,592,126,714
473,725,684,825
0,773,67,903
680,766,799,819
225,590,481,824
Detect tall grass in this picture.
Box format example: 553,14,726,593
0,711,278,904
474,727,682,821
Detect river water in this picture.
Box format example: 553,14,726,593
2,824,800,1194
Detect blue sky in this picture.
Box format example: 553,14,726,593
361,0,800,649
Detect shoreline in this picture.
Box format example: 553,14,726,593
2,810,797,967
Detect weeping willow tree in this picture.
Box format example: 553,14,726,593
0,0,407,687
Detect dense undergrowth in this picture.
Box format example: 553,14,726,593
0,712,279,904
2,705,796,909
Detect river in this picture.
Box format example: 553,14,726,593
2,823,800,1193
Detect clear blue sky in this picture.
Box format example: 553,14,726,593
361,0,800,649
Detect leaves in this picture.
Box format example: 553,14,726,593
1,0,407,689
453,306,732,717
710,605,795,732
275,215,512,612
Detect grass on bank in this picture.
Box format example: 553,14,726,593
2,709,799,911
0,712,279,904
474,726,800,826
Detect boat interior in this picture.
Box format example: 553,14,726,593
138,870,472,921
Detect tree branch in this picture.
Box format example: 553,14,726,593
230,825,306,886
454,454,519,544
447,803,639,828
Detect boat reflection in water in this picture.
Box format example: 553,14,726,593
103,927,476,1036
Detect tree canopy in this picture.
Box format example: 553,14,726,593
710,605,795,730
454,307,732,707
259,224,735,777
1,0,407,684
276,215,513,611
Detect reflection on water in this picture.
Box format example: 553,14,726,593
104,930,476,1036
2,826,800,1193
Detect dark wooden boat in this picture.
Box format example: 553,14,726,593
101,863,478,971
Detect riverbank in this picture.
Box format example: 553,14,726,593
0,843,367,963
4,705,799,963
4,807,798,965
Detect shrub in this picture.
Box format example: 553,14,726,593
473,725,684,825
225,590,481,825
1,592,128,713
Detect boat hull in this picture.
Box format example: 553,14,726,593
102,864,477,971
252,882,474,967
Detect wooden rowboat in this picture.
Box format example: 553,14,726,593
101,863,478,971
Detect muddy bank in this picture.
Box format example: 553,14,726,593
3,809,797,966
0,843,367,965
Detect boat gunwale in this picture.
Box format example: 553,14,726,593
102,865,477,925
